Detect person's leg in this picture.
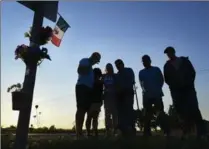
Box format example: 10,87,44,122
155,98,171,136
104,100,112,135
75,85,91,139
125,93,135,136
143,98,152,136
119,92,133,137
75,107,86,138
171,90,190,137
112,103,118,135
92,110,100,137
187,89,206,137
107,95,118,135
85,111,93,137
139,110,144,132
117,92,127,136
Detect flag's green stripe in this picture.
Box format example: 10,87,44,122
57,16,70,32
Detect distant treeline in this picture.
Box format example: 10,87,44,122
2,104,209,134
1,125,107,134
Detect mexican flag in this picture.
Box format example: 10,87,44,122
51,16,70,47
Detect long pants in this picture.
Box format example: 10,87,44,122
117,90,135,136
104,93,118,133
143,97,170,136
170,88,206,136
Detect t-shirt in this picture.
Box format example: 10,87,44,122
92,79,103,103
164,56,195,90
103,74,116,94
171,57,182,70
116,67,135,91
139,66,164,99
76,58,94,88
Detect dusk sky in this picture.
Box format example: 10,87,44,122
1,1,209,129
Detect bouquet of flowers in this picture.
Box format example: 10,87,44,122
14,44,29,60
7,83,22,93
24,26,53,45
15,45,51,65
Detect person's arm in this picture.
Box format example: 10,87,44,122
139,70,144,91
186,58,196,83
156,67,164,88
130,68,135,85
114,73,121,92
163,63,170,86
77,59,91,75
101,74,105,83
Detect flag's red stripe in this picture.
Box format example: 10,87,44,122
51,35,61,47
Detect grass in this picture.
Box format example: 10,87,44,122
2,134,209,149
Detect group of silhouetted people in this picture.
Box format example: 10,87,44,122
75,46,207,139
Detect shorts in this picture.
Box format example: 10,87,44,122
75,84,92,111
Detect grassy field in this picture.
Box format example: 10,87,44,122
2,134,209,149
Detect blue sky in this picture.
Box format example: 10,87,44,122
1,1,209,129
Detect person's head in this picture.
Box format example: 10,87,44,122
164,46,176,60
89,52,101,65
142,55,151,68
115,59,125,71
105,63,114,74
93,68,102,80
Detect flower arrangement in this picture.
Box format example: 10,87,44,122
14,26,53,66
24,26,53,45
15,45,51,65
7,83,29,111
7,83,22,93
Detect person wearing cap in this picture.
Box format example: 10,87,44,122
163,47,206,138
114,59,136,137
139,55,170,136
75,52,101,139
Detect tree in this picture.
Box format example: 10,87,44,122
49,125,56,132
42,127,49,133
30,124,33,128
9,125,16,129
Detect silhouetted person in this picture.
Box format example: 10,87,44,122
75,52,101,139
163,47,206,138
103,63,118,136
114,59,136,137
139,55,170,136
86,68,103,137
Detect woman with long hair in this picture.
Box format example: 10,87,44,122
103,63,118,136
85,68,103,137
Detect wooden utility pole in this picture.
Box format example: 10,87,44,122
14,8,43,149
14,2,58,149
